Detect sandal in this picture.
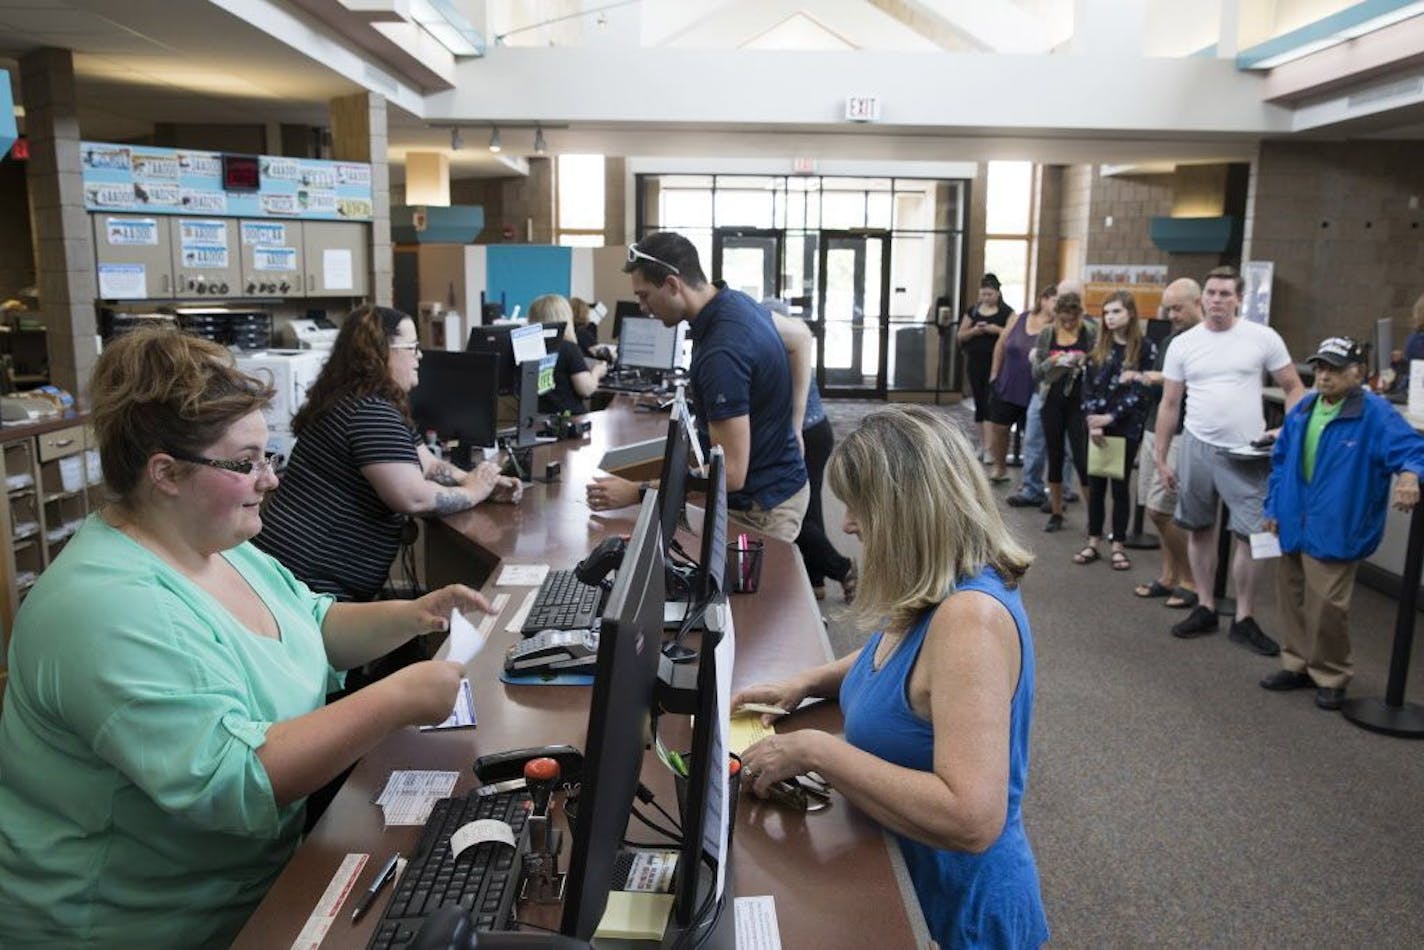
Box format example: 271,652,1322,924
1135,579,1173,598
1110,550,1132,571
1072,545,1101,565
1165,587,1199,609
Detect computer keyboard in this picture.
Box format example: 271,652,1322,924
367,787,533,949
521,569,604,636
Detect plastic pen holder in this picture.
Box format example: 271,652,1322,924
727,539,765,594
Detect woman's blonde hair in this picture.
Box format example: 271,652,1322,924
90,326,274,501
530,294,575,342
827,405,1033,631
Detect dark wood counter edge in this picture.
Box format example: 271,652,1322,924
0,411,89,443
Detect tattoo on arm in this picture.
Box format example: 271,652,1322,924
428,490,477,517
427,462,462,487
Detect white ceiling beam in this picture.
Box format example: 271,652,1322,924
899,0,1058,54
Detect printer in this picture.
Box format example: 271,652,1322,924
284,316,338,350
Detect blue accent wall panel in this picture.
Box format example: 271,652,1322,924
485,245,571,319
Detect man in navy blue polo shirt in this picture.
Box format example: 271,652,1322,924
586,231,809,542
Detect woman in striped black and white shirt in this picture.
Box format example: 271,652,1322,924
255,305,521,602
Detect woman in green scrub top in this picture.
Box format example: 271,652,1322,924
0,327,484,948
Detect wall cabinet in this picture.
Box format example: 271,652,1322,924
93,215,368,301
0,416,102,692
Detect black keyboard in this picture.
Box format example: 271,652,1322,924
521,569,603,636
367,788,532,949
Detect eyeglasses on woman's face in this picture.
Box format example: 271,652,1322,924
389,341,421,352
167,450,284,477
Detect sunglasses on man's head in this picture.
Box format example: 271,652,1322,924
626,243,681,276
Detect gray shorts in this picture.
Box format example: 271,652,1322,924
1174,430,1268,537
1137,431,1179,514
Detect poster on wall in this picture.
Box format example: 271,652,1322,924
1241,261,1274,326
80,141,373,221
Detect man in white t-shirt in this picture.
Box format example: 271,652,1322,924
1153,266,1306,653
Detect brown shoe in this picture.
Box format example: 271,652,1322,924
812,584,826,601
841,562,858,605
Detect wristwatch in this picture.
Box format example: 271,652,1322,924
637,480,650,501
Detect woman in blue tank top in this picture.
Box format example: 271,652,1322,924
736,405,1049,948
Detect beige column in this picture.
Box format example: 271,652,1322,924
329,92,393,306
20,47,98,399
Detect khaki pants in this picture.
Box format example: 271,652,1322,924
730,481,810,545
1275,551,1359,689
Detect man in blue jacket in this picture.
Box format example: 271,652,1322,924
1261,336,1424,710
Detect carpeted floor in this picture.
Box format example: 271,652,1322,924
810,398,1424,948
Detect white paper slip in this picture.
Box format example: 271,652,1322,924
435,609,490,665
734,895,783,950
505,589,537,634
290,852,367,950
496,563,551,587
376,770,458,826
420,678,477,731
1250,531,1283,560
478,593,508,640
450,819,516,860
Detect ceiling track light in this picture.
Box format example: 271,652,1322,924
533,126,547,156
450,127,463,151
488,126,502,153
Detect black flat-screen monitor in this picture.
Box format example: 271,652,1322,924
612,300,642,340
694,447,727,604
467,324,519,395
657,417,692,553
560,493,666,941
409,350,500,467
541,321,567,351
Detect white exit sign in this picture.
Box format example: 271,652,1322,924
845,95,881,122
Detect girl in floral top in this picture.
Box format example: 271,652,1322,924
1076,291,1157,570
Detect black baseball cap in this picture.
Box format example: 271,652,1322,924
1308,336,1366,367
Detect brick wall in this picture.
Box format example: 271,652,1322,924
0,158,34,301
1084,168,1173,267
1248,139,1424,360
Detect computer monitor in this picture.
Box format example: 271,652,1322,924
657,417,692,554
619,317,684,372
541,321,568,351
409,350,500,469
612,300,642,340
694,447,727,604
561,492,666,941
467,324,520,395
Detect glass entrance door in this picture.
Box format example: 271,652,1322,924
816,230,890,397
710,228,782,302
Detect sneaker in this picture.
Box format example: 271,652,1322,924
1259,669,1313,691
1171,605,1219,638
1044,513,1064,533
1006,493,1044,508
812,584,826,601
1229,617,1280,656
1315,687,1345,711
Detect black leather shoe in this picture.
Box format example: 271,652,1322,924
1229,617,1280,656
1260,669,1313,691
1171,605,1219,638
1315,687,1345,711
1006,493,1044,508
1044,513,1064,533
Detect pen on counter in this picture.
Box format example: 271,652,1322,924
351,851,401,924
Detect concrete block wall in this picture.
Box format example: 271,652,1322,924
1248,139,1424,360
1085,169,1173,267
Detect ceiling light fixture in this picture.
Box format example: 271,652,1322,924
488,127,502,153
533,127,547,155
450,126,463,151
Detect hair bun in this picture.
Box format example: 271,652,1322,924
980,273,1001,290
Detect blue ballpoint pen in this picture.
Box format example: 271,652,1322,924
351,852,401,924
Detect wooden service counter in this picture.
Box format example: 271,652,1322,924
236,397,925,948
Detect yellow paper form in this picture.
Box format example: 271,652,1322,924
728,711,774,755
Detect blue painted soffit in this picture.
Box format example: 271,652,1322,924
1236,0,1421,69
